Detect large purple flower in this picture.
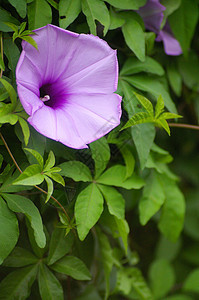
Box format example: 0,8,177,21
16,24,122,149
138,0,182,56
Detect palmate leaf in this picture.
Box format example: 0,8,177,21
122,92,182,135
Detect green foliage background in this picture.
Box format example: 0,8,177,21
0,0,199,299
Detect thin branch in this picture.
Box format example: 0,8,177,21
0,32,3,78
168,123,199,131
0,132,22,173
0,131,71,222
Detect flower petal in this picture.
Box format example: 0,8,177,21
28,105,87,149
62,50,118,94
156,23,182,56
28,93,121,149
17,84,43,115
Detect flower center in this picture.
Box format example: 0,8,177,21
39,82,68,109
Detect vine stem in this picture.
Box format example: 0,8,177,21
168,123,199,131
0,131,71,222
0,32,3,78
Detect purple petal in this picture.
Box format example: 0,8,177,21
28,93,122,149
63,50,118,94
138,0,165,33
156,23,182,56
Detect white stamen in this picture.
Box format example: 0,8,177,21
40,95,50,102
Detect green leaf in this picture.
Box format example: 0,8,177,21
156,118,171,135
134,92,154,115
166,61,182,97
0,197,19,264
81,0,110,35
158,175,185,242
121,112,153,130
98,184,125,220
97,229,113,299
50,255,91,280
8,0,27,18
75,183,104,240
43,151,55,172
47,172,65,186
120,56,164,76
120,80,156,169
163,295,192,300
3,193,46,248
59,161,92,182
120,145,135,179
24,148,44,169
38,264,64,300
156,236,181,262
105,0,147,10
0,91,9,102
97,165,145,189
90,137,110,179
0,78,17,109
0,265,38,300
48,228,74,265
183,268,199,293
44,175,53,203
13,164,44,186
160,112,182,120
114,217,129,253
27,0,52,30
161,0,181,20
3,247,38,267
169,0,198,56
123,75,177,113
18,117,30,146
20,35,38,50
122,19,145,62
59,0,81,29
0,110,18,125
149,259,175,299
109,7,125,30
117,267,153,299
178,51,199,89
0,8,19,32
139,172,165,225
155,95,165,119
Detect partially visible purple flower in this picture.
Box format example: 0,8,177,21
138,0,182,56
156,21,182,56
16,24,122,149
138,0,165,34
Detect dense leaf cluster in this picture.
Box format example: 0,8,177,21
0,0,199,299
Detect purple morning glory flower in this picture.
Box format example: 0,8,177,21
138,0,182,56
16,24,122,149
